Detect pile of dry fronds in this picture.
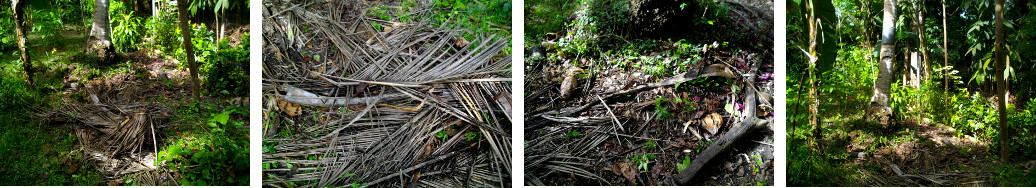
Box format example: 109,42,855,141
38,74,174,177
262,1,511,187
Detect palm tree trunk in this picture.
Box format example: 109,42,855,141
867,0,897,126
88,0,116,63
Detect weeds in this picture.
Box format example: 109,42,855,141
156,105,249,186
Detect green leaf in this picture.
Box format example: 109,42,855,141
214,111,231,125
169,145,183,157
809,0,839,75
677,156,691,172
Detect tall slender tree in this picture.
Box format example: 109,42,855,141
915,0,929,80
994,0,1007,162
867,0,897,125
942,0,948,93
88,0,116,62
11,0,32,85
178,0,202,99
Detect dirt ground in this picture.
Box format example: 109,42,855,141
523,0,774,185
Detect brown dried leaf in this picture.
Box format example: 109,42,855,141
278,100,303,117
618,162,637,184
702,113,723,134
455,36,470,48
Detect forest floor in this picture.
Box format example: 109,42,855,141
524,0,773,186
788,95,1036,186
0,23,249,185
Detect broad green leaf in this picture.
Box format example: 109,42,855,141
169,144,182,157
677,156,691,172
808,0,839,75
214,111,231,125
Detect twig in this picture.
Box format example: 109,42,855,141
150,114,158,165
752,140,773,146
597,95,623,132
266,2,315,19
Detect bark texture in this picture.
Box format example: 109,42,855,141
178,0,202,99
995,0,1008,162
11,0,33,85
88,0,116,63
866,0,897,125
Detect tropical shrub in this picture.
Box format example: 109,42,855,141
203,34,249,97
110,1,145,52
156,109,249,186
144,3,182,55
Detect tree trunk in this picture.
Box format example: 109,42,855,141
995,0,1008,162
942,0,948,93
88,0,116,63
866,0,897,125
11,0,33,85
916,1,930,81
178,0,201,99
809,25,820,139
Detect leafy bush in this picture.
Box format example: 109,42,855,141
156,109,249,186
946,90,999,139
30,9,65,42
432,0,511,43
0,15,14,51
586,0,629,36
203,34,249,97
144,3,182,55
171,23,215,71
524,0,576,43
111,10,144,52
557,6,598,56
1007,98,1036,158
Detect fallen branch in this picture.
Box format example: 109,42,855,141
282,85,409,107
889,164,952,186
676,61,771,185
528,63,738,131
601,63,737,100
597,95,624,131
676,117,772,184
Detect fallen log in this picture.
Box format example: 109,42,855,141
676,61,772,185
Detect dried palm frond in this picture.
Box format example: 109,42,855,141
36,74,175,178
263,2,511,188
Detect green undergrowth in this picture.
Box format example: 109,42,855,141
152,99,250,186
429,0,511,51
0,56,102,185
789,42,1036,186
524,0,578,43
